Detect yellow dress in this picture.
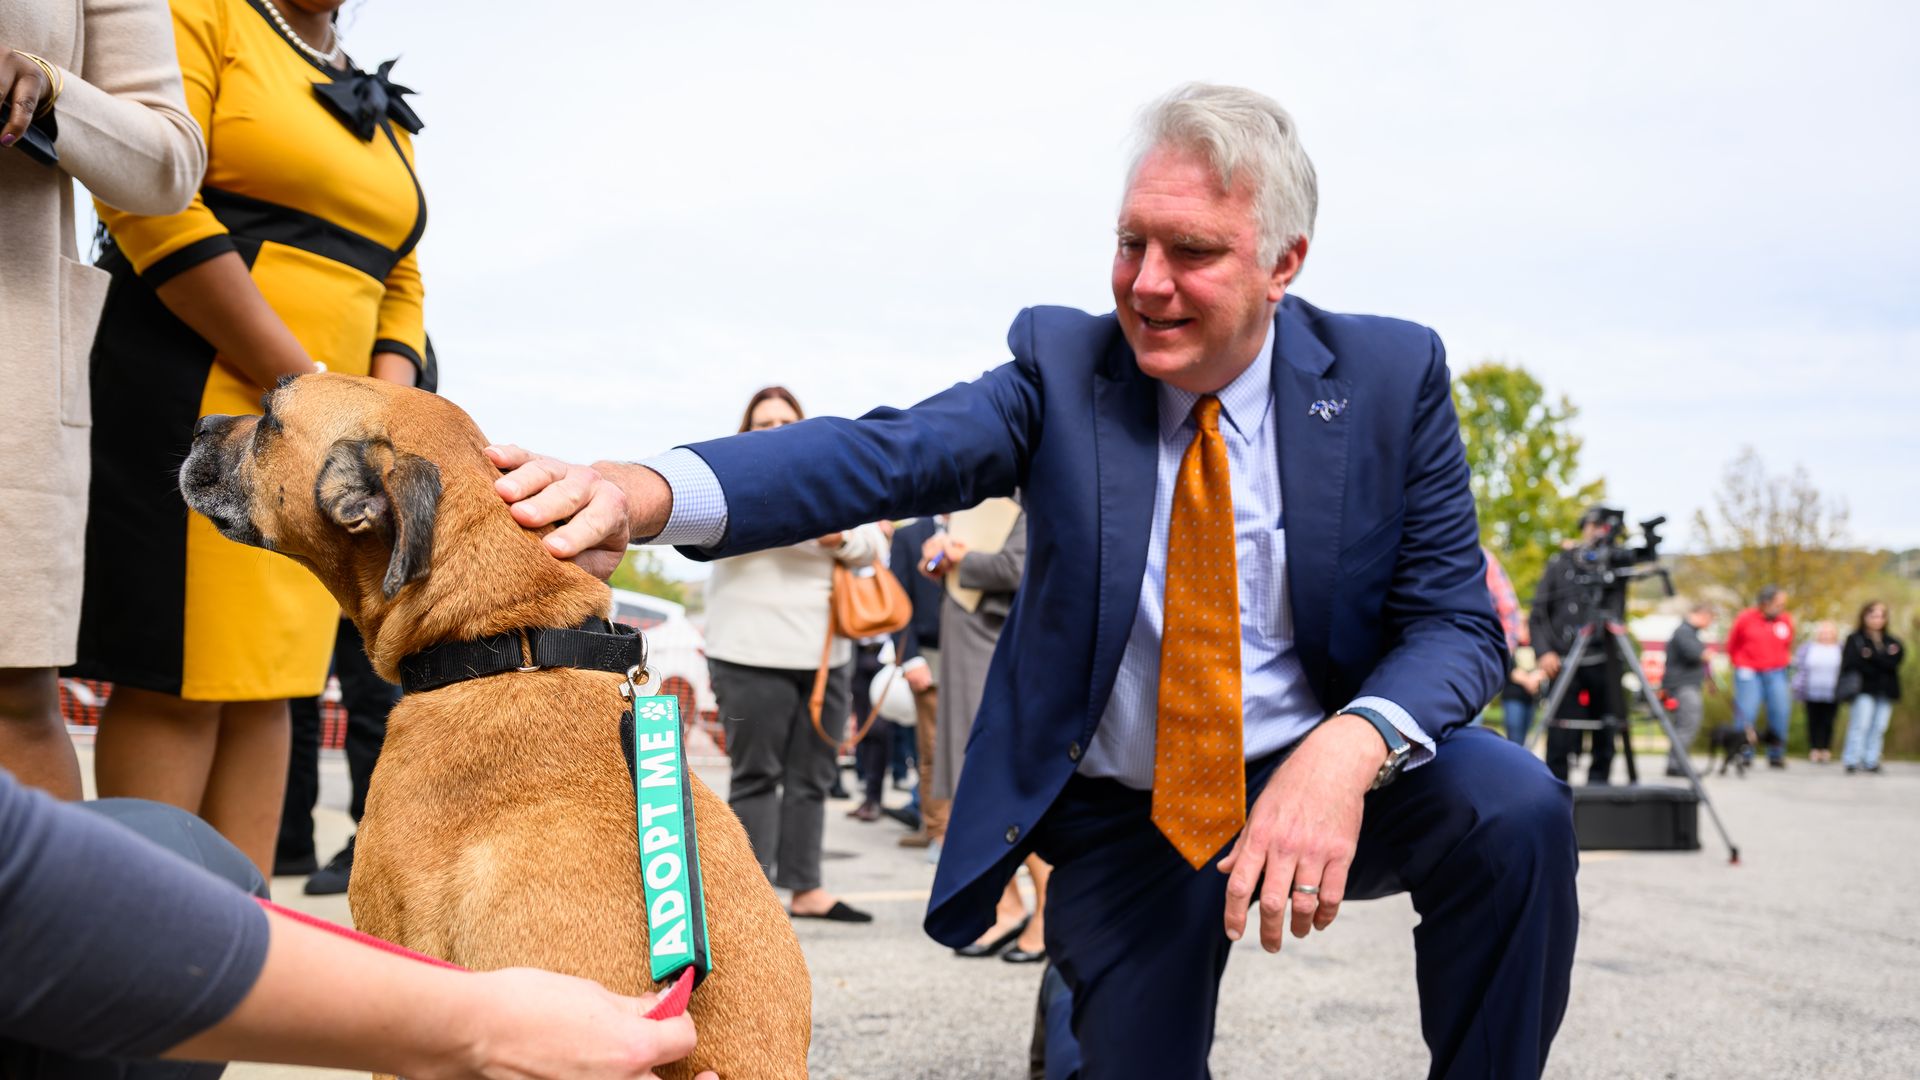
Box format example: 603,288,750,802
69,0,425,700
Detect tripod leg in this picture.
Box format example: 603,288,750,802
1607,629,1741,863
1528,627,1592,756
1610,637,1636,786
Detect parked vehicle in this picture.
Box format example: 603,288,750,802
611,589,721,750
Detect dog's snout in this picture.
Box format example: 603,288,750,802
194,414,233,440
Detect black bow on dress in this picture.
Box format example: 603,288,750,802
313,60,424,141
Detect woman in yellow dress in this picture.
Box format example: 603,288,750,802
68,0,427,875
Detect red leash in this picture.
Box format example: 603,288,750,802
255,897,695,1020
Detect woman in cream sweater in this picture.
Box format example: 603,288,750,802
0,0,203,799
705,386,886,923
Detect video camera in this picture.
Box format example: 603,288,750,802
1571,506,1673,614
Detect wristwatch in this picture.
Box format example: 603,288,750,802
1346,706,1411,790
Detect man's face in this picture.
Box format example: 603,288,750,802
1689,610,1714,629
1581,522,1611,544
1112,144,1303,394
1764,592,1790,617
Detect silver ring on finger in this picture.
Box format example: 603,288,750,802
1292,883,1320,897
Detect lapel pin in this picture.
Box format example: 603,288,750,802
1308,399,1348,422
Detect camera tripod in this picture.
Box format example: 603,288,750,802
1529,615,1741,864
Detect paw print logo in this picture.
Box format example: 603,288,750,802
639,700,671,724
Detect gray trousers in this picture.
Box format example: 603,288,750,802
710,657,850,893
1671,684,1704,763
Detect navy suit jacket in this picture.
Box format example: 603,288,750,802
679,295,1505,947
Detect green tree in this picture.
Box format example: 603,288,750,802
1682,447,1875,619
609,548,687,606
1451,363,1605,599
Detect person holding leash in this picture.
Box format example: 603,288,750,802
0,767,713,1079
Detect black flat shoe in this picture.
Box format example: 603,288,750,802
955,916,1029,958
1002,946,1048,964
789,900,872,923
303,834,356,896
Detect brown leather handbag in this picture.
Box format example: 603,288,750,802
810,559,912,744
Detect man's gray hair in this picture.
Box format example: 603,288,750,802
1129,83,1319,266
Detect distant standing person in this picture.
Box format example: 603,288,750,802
698,385,885,922
1792,621,1844,764
1530,510,1623,784
884,515,946,845
1725,587,1795,769
1663,603,1714,775
1840,601,1904,774
925,502,1051,963
1483,547,1540,744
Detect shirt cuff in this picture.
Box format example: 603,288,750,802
1343,696,1436,772
636,448,728,548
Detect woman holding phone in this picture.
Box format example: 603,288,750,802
0,0,203,799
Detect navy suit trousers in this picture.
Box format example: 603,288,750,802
1033,726,1578,1079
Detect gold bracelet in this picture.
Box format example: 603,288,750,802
13,51,62,116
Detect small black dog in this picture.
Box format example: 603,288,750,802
1711,725,1781,777
1709,726,1750,776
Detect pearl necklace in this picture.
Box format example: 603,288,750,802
259,0,342,66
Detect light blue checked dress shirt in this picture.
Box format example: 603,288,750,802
1078,323,1432,788
641,321,1432,790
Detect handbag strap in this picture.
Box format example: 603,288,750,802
808,623,894,749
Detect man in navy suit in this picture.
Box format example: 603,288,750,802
492,83,1578,1078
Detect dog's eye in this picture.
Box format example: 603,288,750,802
256,392,284,435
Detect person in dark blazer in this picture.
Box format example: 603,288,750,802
1840,600,1904,773
892,516,945,827
490,83,1576,1078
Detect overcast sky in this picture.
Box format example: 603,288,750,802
315,0,1915,570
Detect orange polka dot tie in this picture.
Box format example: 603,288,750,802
1151,395,1245,870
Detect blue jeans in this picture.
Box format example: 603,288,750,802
1504,694,1536,745
1733,667,1791,761
1842,694,1896,769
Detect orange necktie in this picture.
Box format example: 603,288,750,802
1151,395,1245,869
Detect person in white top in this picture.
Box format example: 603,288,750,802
1793,621,1845,763
703,387,886,922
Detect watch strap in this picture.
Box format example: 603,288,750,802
1347,706,1408,750
1345,706,1411,789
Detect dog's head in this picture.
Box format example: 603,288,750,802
180,373,607,672
181,373,453,598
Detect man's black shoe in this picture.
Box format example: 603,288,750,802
274,852,319,877
882,805,921,830
304,834,355,896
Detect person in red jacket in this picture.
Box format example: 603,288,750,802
1726,586,1796,768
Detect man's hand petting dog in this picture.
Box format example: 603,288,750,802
1217,713,1380,953
485,446,665,580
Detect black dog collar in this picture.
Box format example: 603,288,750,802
398,616,646,694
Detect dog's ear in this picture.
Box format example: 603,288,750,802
316,439,442,598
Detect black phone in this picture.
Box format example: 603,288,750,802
11,115,58,166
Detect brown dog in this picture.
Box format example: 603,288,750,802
180,373,810,1079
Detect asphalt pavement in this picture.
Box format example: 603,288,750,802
103,737,1913,1079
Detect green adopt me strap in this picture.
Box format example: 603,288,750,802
619,668,713,987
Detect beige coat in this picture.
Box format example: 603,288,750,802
0,0,202,666
703,523,888,671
